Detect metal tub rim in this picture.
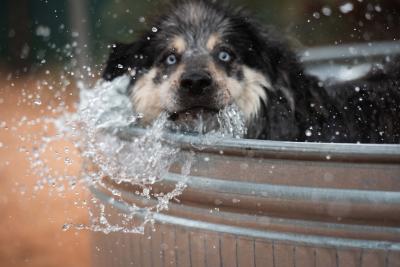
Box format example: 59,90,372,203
91,186,400,251
114,127,400,164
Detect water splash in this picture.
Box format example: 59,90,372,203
26,74,247,234
216,104,247,139
165,103,247,141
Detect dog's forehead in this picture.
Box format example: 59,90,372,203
167,34,220,57
159,1,230,52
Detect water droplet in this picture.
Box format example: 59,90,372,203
214,199,223,205
232,198,240,204
339,2,354,14
321,6,332,16
62,224,71,231
64,157,72,165
36,25,51,37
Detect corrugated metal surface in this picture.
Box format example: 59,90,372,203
90,132,400,267
91,224,400,267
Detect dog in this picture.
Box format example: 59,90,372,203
102,0,400,143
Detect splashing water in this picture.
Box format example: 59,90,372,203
28,74,247,234
164,101,247,142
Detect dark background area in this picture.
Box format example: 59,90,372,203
0,0,399,76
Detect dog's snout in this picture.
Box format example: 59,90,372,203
180,72,212,95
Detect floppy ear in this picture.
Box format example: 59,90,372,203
248,25,351,142
236,19,337,141
102,42,134,80
102,39,152,81
244,23,303,139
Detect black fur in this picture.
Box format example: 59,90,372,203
326,59,400,143
103,0,400,143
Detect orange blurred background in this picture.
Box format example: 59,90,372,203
0,74,91,267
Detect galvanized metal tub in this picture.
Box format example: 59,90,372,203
91,128,400,267
91,42,400,267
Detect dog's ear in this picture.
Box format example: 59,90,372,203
103,42,134,80
252,27,300,84
229,16,298,84
102,39,150,81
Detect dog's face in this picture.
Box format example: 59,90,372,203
132,33,268,127
103,1,296,136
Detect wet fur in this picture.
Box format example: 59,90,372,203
326,60,400,143
103,0,400,143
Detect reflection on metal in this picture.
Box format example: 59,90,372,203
300,40,400,62
91,44,400,266
301,41,400,81
92,186,400,250
118,127,400,163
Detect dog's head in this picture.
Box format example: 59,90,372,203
103,0,298,136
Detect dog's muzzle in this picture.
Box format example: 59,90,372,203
180,71,212,96
177,70,219,111
167,70,222,132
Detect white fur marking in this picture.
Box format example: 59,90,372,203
130,68,163,123
228,66,272,120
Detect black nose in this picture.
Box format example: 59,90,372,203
180,72,212,95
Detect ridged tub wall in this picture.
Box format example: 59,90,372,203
91,130,400,267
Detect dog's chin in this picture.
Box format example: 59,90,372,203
167,107,220,134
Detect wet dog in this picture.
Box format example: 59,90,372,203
103,0,400,143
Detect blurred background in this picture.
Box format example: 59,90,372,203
1,0,400,76
0,0,399,266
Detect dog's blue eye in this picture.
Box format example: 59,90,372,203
166,54,177,65
218,51,231,62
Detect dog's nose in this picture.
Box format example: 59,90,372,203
180,72,212,95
